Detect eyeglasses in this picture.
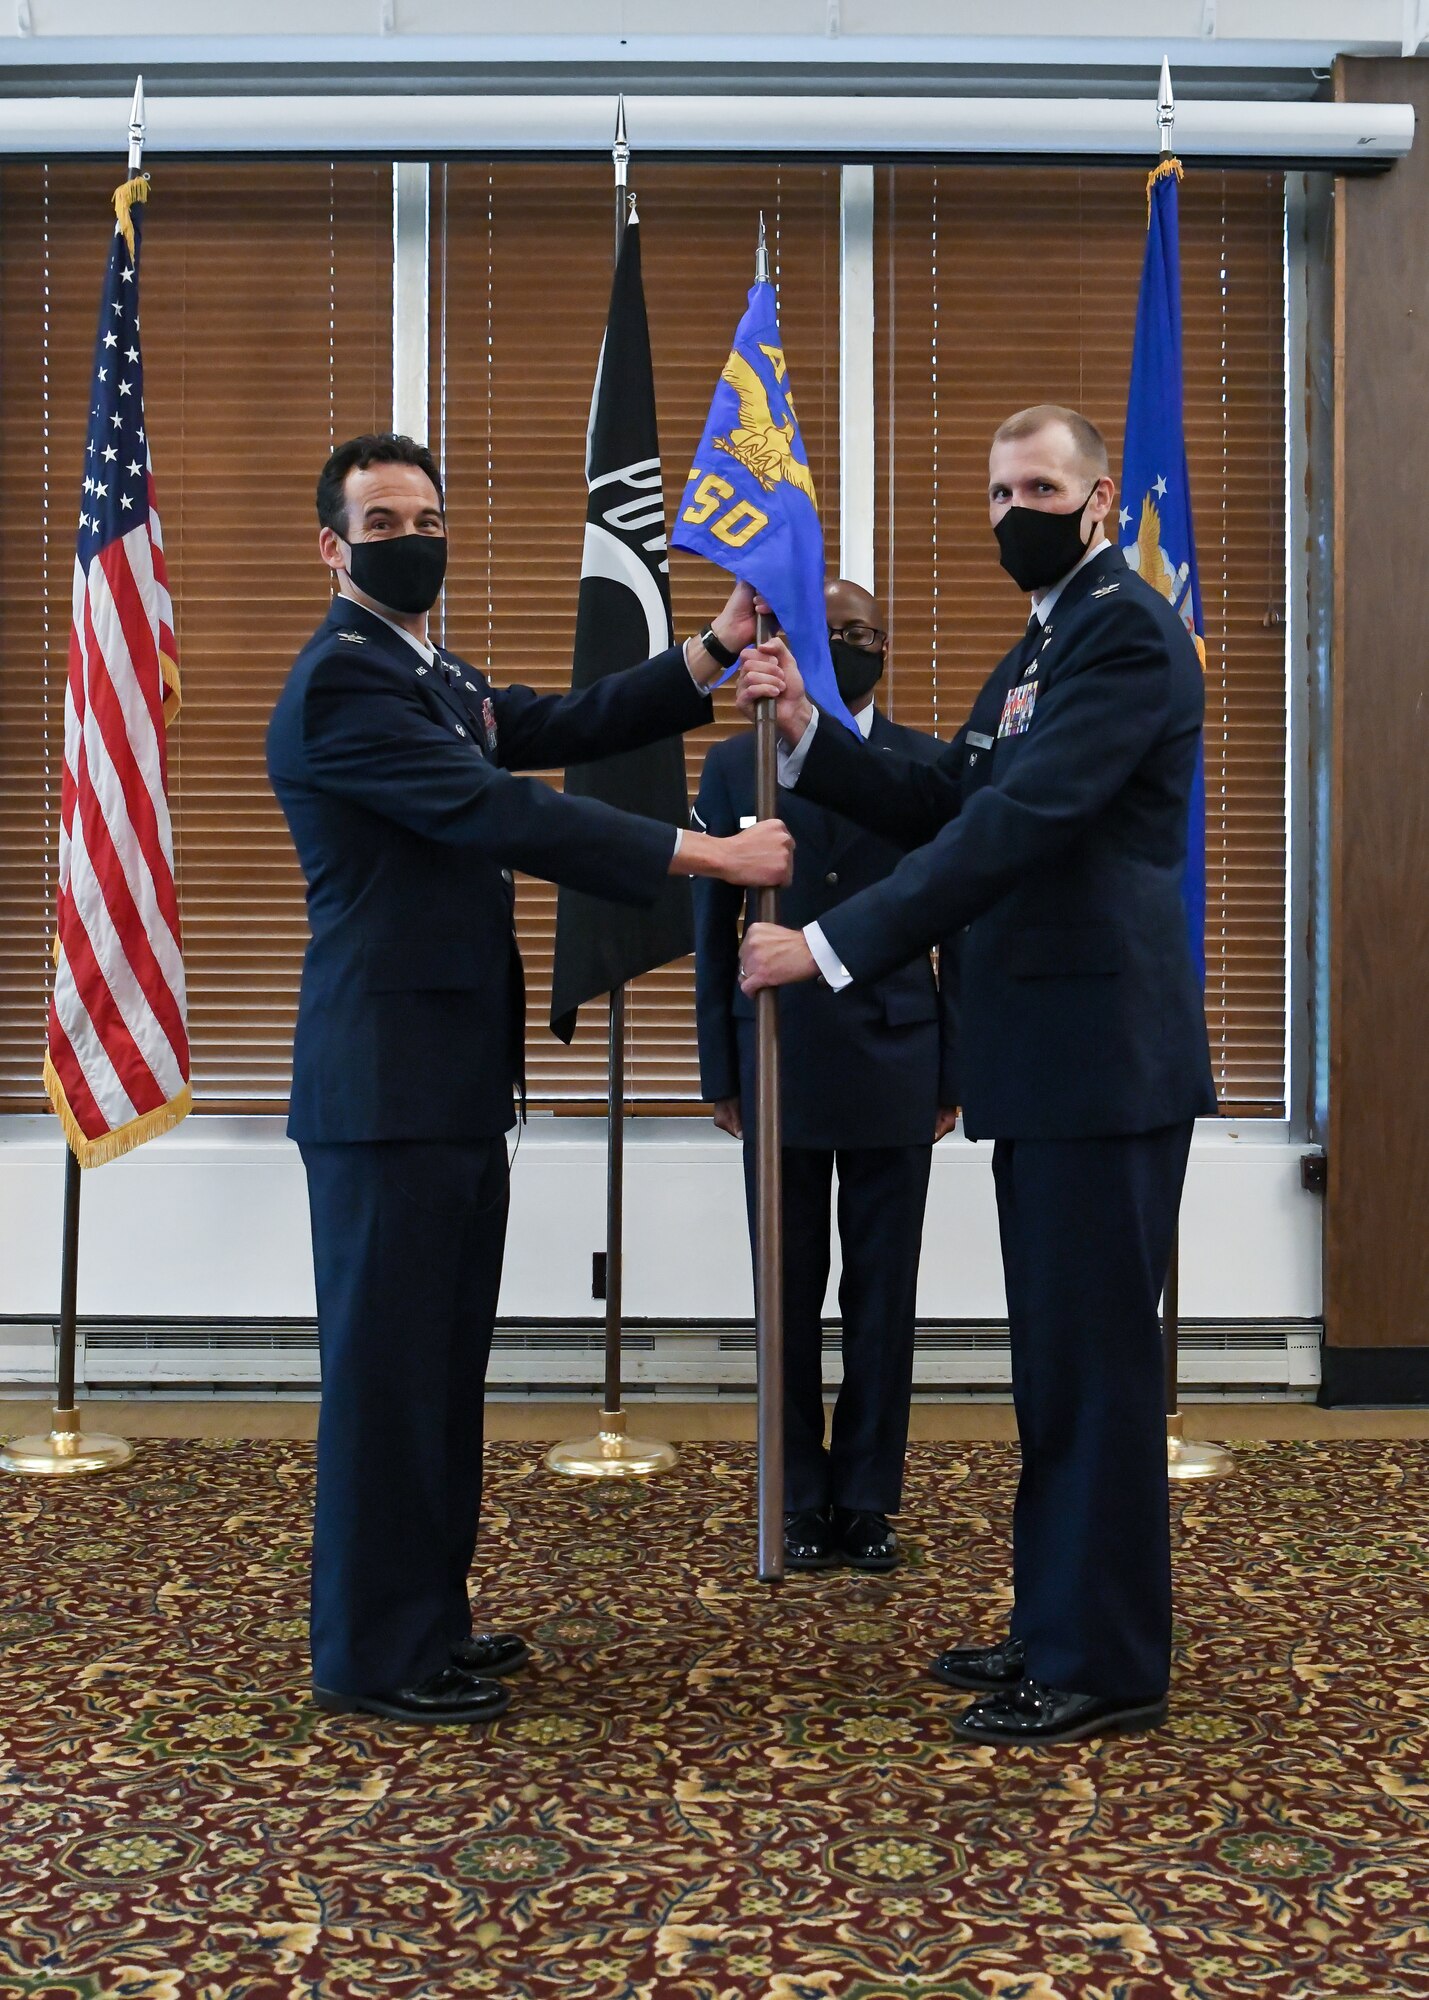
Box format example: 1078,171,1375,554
828,621,886,649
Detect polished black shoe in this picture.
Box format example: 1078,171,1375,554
451,1631,530,1677
929,1635,1026,1692
313,1664,513,1726
833,1507,899,1572
784,1507,838,1571
952,1678,1168,1746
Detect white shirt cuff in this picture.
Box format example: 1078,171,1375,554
671,827,684,861
777,706,820,787
682,635,720,691
804,920,853,992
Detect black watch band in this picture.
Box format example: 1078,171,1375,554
698,624,739,670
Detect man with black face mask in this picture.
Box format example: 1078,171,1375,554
693,578,959,1573
266,433,792,1727
735,406,1215,1746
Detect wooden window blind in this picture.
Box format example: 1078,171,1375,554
873,166,1287,1114
3,162,1284,1120
430,162,841,1105
0,161,392,1113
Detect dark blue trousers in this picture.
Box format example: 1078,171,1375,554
299,1137,510,1695
994,1120,1193,1701
745,1143,933,1515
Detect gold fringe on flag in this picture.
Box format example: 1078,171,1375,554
1146,155,1184,219
112,174,149,258
43,1053,192,1169
160,645,182,727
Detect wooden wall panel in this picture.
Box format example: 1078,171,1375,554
1327,58,1429,1385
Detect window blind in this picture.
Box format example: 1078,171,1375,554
429,161,842,1105
0,161,392,1112
1,161,1285,1119
873,166,1287,1113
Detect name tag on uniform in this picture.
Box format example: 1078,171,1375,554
998,682,1038,739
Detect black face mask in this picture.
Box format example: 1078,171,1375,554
829,636,886,705
346,532,448,615
993,488,1098,594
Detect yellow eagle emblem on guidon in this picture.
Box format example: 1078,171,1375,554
1124,493,1207,667
712,346,819,507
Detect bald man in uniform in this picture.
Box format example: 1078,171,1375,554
693,579,959,1573
737,408,1214,1744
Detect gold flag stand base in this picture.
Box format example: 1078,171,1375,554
0,1404,134,1478
1166,1412,1235,1482
545,1408,678,1481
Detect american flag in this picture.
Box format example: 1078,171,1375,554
42,177,190,1166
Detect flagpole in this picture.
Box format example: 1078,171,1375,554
1,79,148,1481
749,218,787,1583
604,90,631,1424
545,96,676,1483
1153,54,1231,1485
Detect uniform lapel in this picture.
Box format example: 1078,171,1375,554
1019,544,1126,686
327,596,472,727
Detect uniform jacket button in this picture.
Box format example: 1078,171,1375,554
825,870,839,886
501,868,514,886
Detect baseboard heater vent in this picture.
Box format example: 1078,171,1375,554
0,1317,1322,1397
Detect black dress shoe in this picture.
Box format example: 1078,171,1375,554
313,1664,513,1726
929,1635,1026,1691
833,1507,899,1572
952,1678,1168,1746
451,1631,530,1677
784,1507,838,1571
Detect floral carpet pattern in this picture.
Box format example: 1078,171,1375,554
0,1437,1425,2000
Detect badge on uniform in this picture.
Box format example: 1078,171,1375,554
481,696,498,752
998,681,1038,739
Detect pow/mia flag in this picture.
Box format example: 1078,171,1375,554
549,209,694,1044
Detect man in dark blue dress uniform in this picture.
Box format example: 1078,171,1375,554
693,579,958,1574
267,434,792,1726
736,406,1216,1746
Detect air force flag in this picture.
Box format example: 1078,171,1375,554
1120,159,1207,983
672,280,858,735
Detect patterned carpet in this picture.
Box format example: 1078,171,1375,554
0,1437,1425,2000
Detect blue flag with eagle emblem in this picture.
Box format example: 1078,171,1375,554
1120,158,1207,983
672,281,858,735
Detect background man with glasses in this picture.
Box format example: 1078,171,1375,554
693,577,959,1574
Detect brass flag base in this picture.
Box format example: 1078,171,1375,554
1166,1413,1235,1482
0,1405,134,1478
545,1408,678,1481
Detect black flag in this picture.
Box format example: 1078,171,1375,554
549,212,693,1044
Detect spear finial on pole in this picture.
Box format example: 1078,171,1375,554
128,75,146,177
1158,56,1175,158
755,209,770,286
613,95,630,257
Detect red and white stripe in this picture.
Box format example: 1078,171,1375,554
44,487,189,1165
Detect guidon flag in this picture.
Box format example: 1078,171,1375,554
671,274,857,735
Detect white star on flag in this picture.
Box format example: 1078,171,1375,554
1154,474,1168,498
